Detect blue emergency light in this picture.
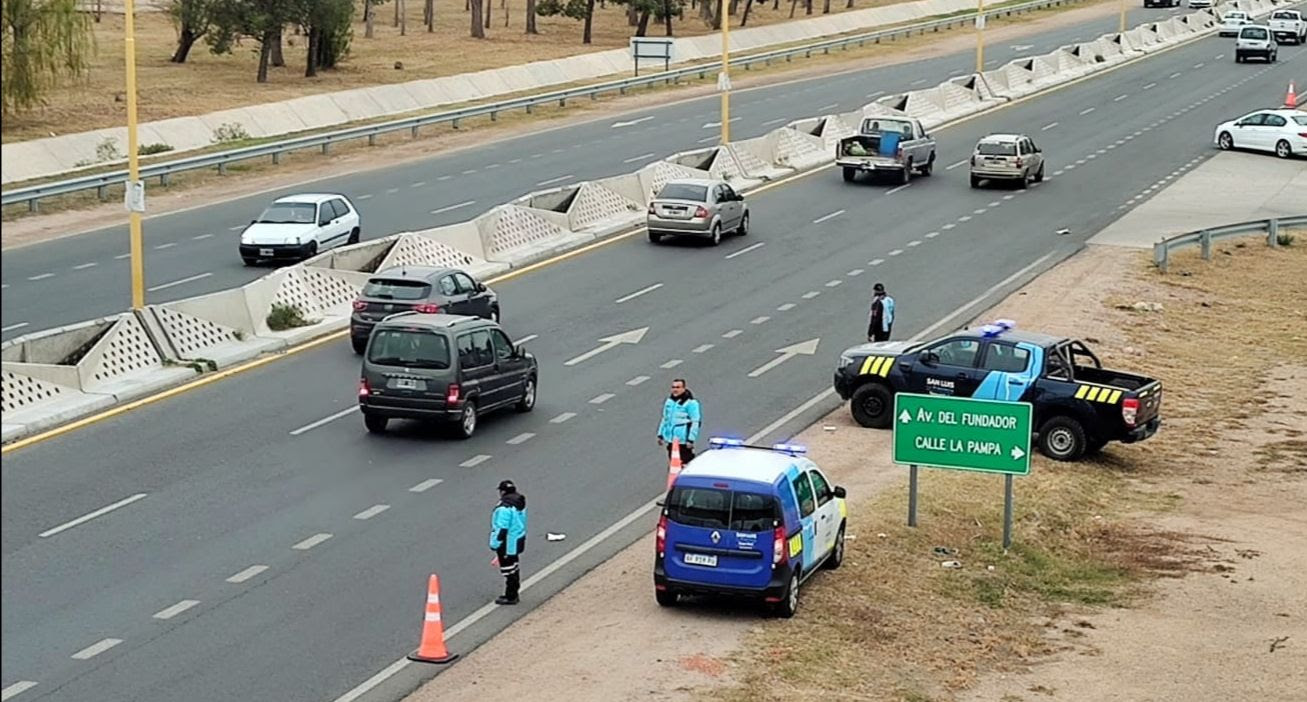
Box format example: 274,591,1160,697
771,442,808,455
980,319,1017,337
709,437,745,448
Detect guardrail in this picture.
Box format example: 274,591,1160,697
0,0,1077,212
1153,214,1306,272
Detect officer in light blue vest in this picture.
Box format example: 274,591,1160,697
489,480,528,605
867,282,895,342
656,378,702,464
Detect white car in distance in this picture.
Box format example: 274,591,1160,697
1219,10,1252,37
239,194,362,266
1214,109,1306,159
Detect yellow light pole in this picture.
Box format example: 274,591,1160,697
125,0,146,308
976,0,986,74
720,8,732,145
1119,0,1127,33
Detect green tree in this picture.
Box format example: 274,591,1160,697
297,0,352,76
208,0,295,82
534,0,594,43
168,0,216,63
1,0,94,114
610,0,681,36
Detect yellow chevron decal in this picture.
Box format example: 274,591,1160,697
1075,385,1089,399
859,357,874,375
1075,384,1124,404
788,534,804,558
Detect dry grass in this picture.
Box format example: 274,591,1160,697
705,240,1307,702
3,0,920,141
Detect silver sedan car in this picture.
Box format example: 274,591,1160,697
646,178,749,246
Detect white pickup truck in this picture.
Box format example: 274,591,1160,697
836,116,937,185
1268,9,1307,44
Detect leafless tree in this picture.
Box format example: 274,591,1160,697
470,0,485,36
526,0,538,32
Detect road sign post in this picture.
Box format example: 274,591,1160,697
892,393,1032,547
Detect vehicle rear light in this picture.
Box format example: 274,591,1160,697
772,525,786,566
1015,157,1024,168
352,300,367,311
446,383,461,404
648,203,656,214
1122,397,1139,427
1299,132,1307,138
656,514,668,556
693,206,709,218
896,145,904,160
358,378,370,397
415,303,441,314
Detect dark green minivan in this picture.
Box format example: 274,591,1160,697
358,313,537,438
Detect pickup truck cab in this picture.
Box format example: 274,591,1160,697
836,116,937,185
832,321,1163,461
1268,9,1306,44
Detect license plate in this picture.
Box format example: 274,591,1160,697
683,553,717,567
259,248,274,257
393,378,421,390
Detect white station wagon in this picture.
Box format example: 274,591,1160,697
239,193,361,265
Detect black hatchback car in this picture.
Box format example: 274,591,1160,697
349,265,499,354
358,313,537,438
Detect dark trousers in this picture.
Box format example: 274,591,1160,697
869,325,891,342
498,553,520,600
667,441,696,463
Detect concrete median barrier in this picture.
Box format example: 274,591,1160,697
764,127,831,171
475,204,594,265
637,160,713,204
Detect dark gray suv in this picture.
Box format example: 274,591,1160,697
350,265,500,354
358,313,537,438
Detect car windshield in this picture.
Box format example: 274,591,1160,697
977,141,1018,156
863,118,913,135
1241,28,1268,39
362,278,431,301
665,487,779,532
656,183,709,201
366,329,451,369
257,202,317,224
1271,11,1292,18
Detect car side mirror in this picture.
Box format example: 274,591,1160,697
514,343,526,357
476,282,487,292
833,486,847,499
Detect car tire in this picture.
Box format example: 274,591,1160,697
920,154,935,176
842,166,856,182
736,212,749,236
1038,416,1088,462
1018,169,1030,189
823,524,846,570
1235,53,1243,63
351,337,367,355
304,241,318,259
970,175,982,189
1275,140,1293,159
1218,132,1234,150
709,222,723,247
453,401,477,440
849,383,894,429
774,571,800,619
1034,163,1046,183
899,160,913,185
648,231,663,244
655,589,678,607
515,376,537,413
364,413,388,434
348,228,360,245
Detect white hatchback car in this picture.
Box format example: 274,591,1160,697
239,193,361,265
1214,109,1306,159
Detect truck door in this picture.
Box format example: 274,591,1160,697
972,341,1044,402
906,337,985,397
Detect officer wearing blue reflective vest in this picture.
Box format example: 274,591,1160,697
489,480,528,605
656,378,702,463
867,282,895,342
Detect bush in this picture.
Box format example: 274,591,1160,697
139,142,174,156
95,137,121,162
266,303,313,331
1276,232,1295,247
211,122,250,144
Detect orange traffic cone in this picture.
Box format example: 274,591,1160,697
407,574,458,664
1285,81,1298,109
666,437,684,490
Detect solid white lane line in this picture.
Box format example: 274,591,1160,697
622,152,656,163
818,102,840,111
293,533,333,551
886,184,911,195
760,117,788,126
152,599,201,620
2,322,29,333
516,334,539,345
147,273,212,293
290,406,358,435
460,455,492,468
226,565,269,583
722,329,743,338
154,243,176,250
1,682,38,700
536,174,574,186
550,412,577,424
692,344,714,353
750,316,770,324
614,282,663,304
115,253,131,259
39,493,148,538
507,432,536,445
910,78,927,86
1041,122,1058,130
627,375,650,386
660,359,683,368
1079,107,1095,115
812,209,845,224
725,242,765,259
590,393,616,405
73,262,99,270
353,505,390,521
410,479,443,493
71,638,122,660
430,200,476,215
866,90,885,99
777,303,796,311
697,135,718,144
946,159,967,170
27,273,54,281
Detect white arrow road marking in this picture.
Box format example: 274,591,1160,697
611,116,655,128
748,338,820,378
564,327,649,366
899,409,911,424
1011,446,1025,461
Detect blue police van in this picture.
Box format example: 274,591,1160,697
653,438,848,618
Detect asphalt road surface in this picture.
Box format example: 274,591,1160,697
0,5,1197,340
3,18,1301,702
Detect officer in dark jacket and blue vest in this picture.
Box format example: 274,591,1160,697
489,480,528,605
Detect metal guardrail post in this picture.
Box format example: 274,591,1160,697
1268,217,1279,248
1200,230,1211,260
1154,241,1168,272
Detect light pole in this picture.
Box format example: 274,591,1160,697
1119,0,1127,33
976,0,986,74
719,8,732,145
125,0,146,308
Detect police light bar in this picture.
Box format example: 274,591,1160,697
771,442,807,455
994,319,1016,330
980,319,1017,337
709,437,745,448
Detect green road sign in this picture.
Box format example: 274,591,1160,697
892,393,1032,475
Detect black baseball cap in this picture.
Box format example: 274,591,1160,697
497,480,516,493
873,283,886,293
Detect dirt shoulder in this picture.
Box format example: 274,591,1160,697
403,236,1307,702
1,0,1123,250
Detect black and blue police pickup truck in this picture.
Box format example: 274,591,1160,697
832,321,1162,461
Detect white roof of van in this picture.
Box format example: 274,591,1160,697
678,446,806,485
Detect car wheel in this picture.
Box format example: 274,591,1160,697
1235,53,1243,63
304,241,318,258
515,376,536,413
899,160,912,185
1038,416,1087,462
736,212,749,236
1275,140,1292,159
648,230,663,244
920,154,935,176
823,524,846,570
1218,132,1234,150
351,337,367,355
655,589,678,607
842,166,856,182
1018,169,1030,189
1034,163,1046,183
348,228,360,245
970,175,982,189
453,401,477,439
364,413,388,434
774,571,800,618
709,222,722,247
849,383,893,429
